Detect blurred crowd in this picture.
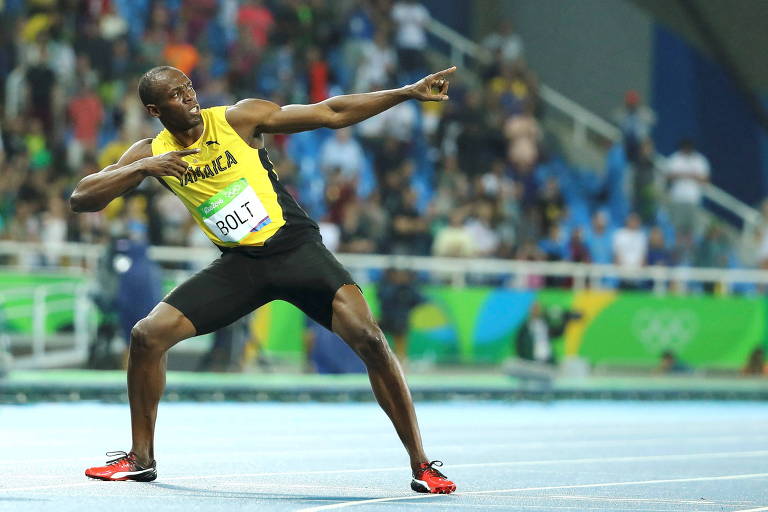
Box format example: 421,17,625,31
0,0,765,285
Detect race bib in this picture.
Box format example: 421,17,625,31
196,178,271,243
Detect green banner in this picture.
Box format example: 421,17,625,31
2,272,765,369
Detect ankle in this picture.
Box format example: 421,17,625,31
411,459,429,475
130,450,153,467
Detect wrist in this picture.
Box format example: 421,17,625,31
399,84,417,100
127,159,149,179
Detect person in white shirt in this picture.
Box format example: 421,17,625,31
482,20,524,64
391,0,430,72
613,212,647,268
355,31,397,93
319,127,365,180
664,139,710,237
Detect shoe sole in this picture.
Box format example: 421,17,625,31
411,479,456,494
86,470,157,482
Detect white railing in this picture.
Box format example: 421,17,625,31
424,18,763,237
1,242,767,293
0,281,95,369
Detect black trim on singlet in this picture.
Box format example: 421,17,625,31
217,147,320,257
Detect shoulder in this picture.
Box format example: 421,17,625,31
225,99,280,129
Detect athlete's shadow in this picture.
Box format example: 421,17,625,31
151,482,382,503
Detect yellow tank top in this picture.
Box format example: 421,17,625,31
151,106,289,248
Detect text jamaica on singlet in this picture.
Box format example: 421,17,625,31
179,150,238,186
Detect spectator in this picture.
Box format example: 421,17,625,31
324,167,357,225
567,227,590,263
465,200,499,257
646,227,672,266
504,102,540,173
319,127,365,181
25,43,56,130
482,20,524,65
163,25,200,76
614,89,655,164
391,0,430,75
73,21,112,80
672,229,696,267
339,194,386,254
305,46,330,104
432,210,473,258
656,350,690,374
67,80,104,171
695,223,729,268
40,194,68,266
390,187,431,255
354,30,396,93
538,224,567,262
237,0,274,47
586,211,613,264
534,177,564,237
377,268,424,361
664,139,710,238
514,302,580,365
613,212,647,268
489,59,538,117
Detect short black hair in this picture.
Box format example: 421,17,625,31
138,66,176,106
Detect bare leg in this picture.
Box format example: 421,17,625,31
331,285,428,474
128,302,196,466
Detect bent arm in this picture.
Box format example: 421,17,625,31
69,139,153,213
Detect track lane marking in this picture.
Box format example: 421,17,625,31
3,451,767,494
295,472,768,512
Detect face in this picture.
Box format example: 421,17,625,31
146,69,202,130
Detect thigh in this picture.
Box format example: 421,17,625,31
271,241,358,330
163,252,270,336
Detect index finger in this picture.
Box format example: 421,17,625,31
432,66,457,78
172,149,201,156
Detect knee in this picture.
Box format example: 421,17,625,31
351,324,392,369
130,319,165,356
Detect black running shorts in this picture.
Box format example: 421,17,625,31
162,240,357,335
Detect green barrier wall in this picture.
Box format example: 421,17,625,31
2,273,765,368
0,272,86,333
254,288,765,369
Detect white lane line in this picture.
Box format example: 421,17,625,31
412,504,678,511
535,494,742,505
295,472,768,512
3,451,766,493
159,449,768,481
0,482,99,493
730,507,768,512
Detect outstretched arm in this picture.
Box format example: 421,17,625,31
69,140,200,212
226,66,456,135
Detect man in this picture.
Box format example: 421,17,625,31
664,138,710,238
69,65,457,494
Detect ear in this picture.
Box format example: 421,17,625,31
146,104,160,118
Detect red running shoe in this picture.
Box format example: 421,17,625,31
411,460,456,494
85,451,157,482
